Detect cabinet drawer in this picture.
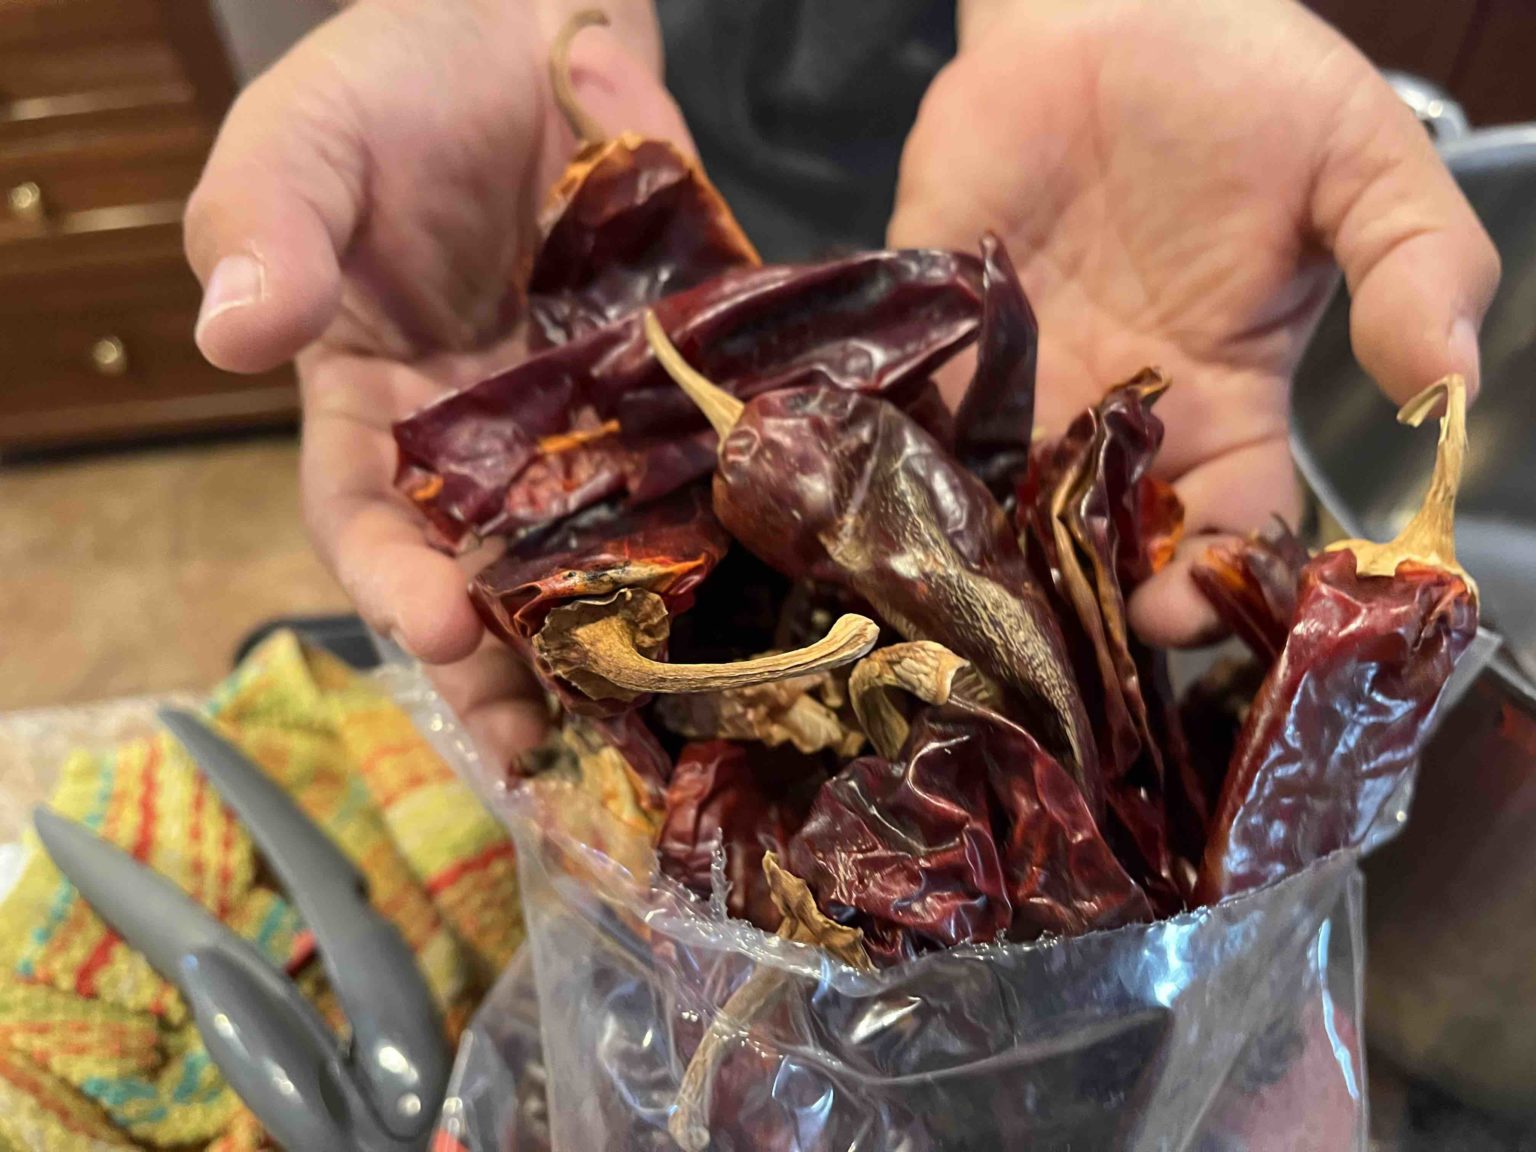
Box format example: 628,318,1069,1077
0,88,199,150
0,297,296,449
0,107,208,228
0,37,181,104
0,205,185,294
0,0,163,50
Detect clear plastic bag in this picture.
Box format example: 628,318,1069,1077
436,775,1368,1152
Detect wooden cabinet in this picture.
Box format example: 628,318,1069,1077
1307,0,1536,127
0,0,296,452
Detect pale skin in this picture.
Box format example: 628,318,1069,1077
186,0,1499,764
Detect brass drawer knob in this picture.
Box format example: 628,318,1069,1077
91,336,129,377
7,181,45,224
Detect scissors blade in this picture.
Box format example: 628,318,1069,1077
159,709,447,1140
32,808,376,1151
33,806,241,984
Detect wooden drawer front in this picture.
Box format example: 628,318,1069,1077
0,110,207,232
0,0,163,50
0,86,201,149
0,207,185,293
3,293,210,408
0,297,296,449
0,37,181,103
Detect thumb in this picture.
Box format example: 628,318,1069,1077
184,62,361,373
1312,74,1500,404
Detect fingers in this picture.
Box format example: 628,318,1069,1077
323,496,489,666
426,638,552,771
185,73,361,374
1130,432,1300,648
298,350,487,664
1311,69,1500,403
1128,534,1231,650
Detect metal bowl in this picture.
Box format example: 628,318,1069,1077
1292,97,1536,1119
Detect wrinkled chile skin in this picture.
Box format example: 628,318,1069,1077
655,740,828,932
394,249,984,550
1196,551,1477,903
527,137,759,350
713,385,1101,808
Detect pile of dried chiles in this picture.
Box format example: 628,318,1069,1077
392,13,1478,1145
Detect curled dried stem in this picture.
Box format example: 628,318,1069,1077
550,9,610,146
537,588,879,701
670,854,870,1152
1327,374,1477,600
849,642,993,759
643,310,744,437
761,853,872,968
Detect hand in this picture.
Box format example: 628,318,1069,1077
184,0,683,762
889,0,1499,644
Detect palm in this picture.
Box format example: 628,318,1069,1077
892,0,1428,553
188,1,684,758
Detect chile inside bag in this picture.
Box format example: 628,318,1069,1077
433,781,1367,1152
419,358,1478,1149
415,23,1489,1145
426,363,1477,1150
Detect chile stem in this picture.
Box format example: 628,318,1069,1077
1327,374,1477,601
550,9,611,146
643,310,745,436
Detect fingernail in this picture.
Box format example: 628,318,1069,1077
1448,316,1481,398
195,254,265,341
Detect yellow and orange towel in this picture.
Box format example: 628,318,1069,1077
0,632,521,1151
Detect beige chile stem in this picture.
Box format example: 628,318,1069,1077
643,310,744,435
551,9,611,145
556,609,878,696
538,587,879,702
1325,374,1477,601
670,855,872,1152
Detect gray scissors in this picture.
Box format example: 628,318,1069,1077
34,709,448,1151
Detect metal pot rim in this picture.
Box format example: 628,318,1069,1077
1441,124,1536,174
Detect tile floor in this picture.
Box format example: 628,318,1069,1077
0,435,349,712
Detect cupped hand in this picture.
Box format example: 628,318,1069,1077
184,0,681,760
890,0,1499,644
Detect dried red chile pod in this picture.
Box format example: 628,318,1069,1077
655,740,828,932
785,750,1009,967
394,249,984,550
474,490,723,790
706,383,1100,803
1015,374,1191,908
913,700,1151,941
471,486,729,655
527,135,760,349
785,697,1148,966
1191,521,1309,664
589,710,674,795
953,234,1039,493
526,10,758,350
1196,377,1480,903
